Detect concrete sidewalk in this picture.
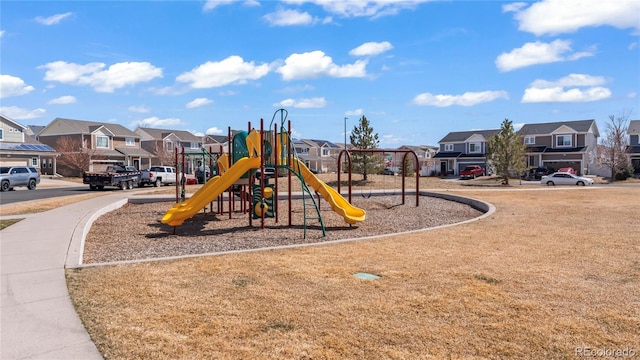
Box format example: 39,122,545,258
1,192,133,360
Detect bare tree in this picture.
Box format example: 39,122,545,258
154,141,177,166
599,111,632,180
55,136,95,176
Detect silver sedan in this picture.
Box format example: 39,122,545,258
540,172,594,186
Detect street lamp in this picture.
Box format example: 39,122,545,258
344,117,348,149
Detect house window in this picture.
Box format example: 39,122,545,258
321,148,330,157
125,137,135,146
444,144,454,152
190,142,199,149
556,135,572,147
524,136,535,145
96,135,109,148
468,142,481,153
296,147,308,154
0,128,3,140
165,141,174,152
32,158,38,166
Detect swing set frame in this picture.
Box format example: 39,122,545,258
337,149,420,206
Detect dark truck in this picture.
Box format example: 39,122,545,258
83,165,141,190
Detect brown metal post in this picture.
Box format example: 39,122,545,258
288,120,292,227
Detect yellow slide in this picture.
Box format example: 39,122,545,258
292,159,366,225
162,157,261,227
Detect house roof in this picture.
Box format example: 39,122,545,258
26,125,46,136
433,151,462,158
204,134,228,144
135,127,201,142
628,120,640,134
0,137,57,153
438,129,500,143
0,114,27,130
543,146,585,153
39,118,139,138
115,147,154,157
308,139,340,148
518,119,598,136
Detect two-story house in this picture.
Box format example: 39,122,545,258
135,127,205,173
627,120,640,176
518,119,599,175
0,115,58,175
433,129,499,176
38,118,152,174
291,139,340,173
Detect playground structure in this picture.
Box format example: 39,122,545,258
161,109,366,238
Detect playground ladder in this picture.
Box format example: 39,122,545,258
290,168,326,239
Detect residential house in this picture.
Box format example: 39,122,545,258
627,120,640,175
38,117,152,175
293,139,341,173
395,145,439,176
518,119,599,175
434,129,499,176
0,115,58,175
135,127,205,173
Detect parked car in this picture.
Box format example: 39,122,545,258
557,167,577,174
521,167,554,180
0,166,41,191
380,167,396,175
460,165,485,179
255,167,276,178
540,172,594,186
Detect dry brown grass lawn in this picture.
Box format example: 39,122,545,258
66,186,639,359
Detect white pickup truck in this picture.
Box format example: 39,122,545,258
139,166,179,187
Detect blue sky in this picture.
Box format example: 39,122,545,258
1,0,638,147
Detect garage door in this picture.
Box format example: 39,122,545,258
0,160,27,167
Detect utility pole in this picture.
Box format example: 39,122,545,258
344,117,348,149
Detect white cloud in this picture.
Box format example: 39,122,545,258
275,97,327,108
177,56,270,88
283,0,429,19
0,106,46,119
0,74,35,98
521,73,611,103
186,97,213,109
510,0,640,36
35,12,73,25
277,50,368,80
495,39,595,72
0,30,4,38
628,92,637,99
502,2,527,13
412,90,509,107
345,109,364,117
202,0,236,12
133,116,183,128
39,61,162,93
48,95,76,104
349,41,393,57
263,9,314,26
128,105,150,113
206,127,224,135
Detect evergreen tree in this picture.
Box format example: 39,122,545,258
486,119,527,185
350,115,381,181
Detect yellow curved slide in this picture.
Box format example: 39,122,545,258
292,159,366,224
162,157,261,226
